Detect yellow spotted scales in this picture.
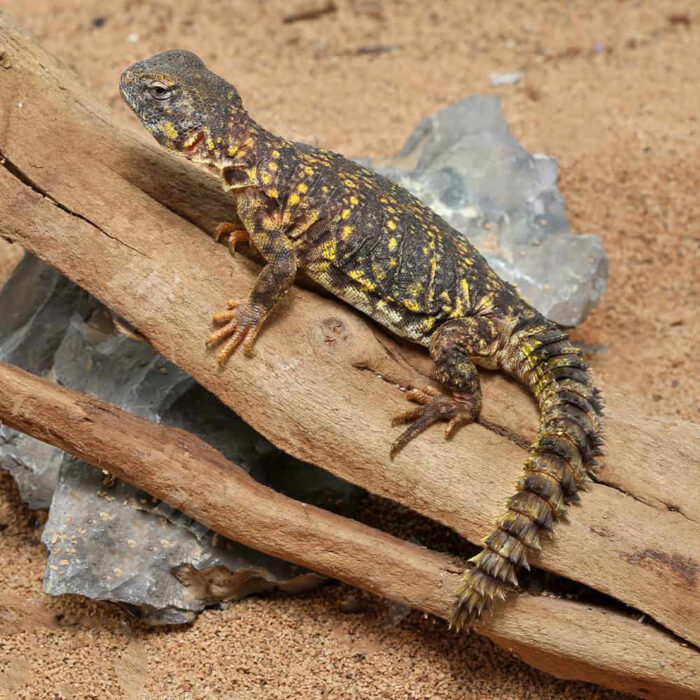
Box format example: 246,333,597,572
121,51,604,627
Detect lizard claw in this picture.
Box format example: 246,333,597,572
207,300,266,364
390,387,479,459
214,222,249,257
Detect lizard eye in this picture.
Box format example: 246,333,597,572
148,82,175,101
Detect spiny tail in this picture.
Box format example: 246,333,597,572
452,326,604,627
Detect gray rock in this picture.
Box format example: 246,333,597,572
0,256,94,508
370,96,607,326
0,255,359,624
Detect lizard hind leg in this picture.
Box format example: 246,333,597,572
390,319,484,459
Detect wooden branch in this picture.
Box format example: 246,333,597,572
0,361,697,700
0,10,699,695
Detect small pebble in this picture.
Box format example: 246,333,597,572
489,71,523,87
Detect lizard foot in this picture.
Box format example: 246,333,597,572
207,300,266,364
390,387,480,459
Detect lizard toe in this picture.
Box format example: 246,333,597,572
207,301,267,365
390,393,479,458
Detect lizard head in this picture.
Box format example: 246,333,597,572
120,50,243,160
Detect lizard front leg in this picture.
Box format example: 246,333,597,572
207,203,297,364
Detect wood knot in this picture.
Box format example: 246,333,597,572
318,317,350,347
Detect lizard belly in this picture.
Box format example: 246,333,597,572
305,262,434,347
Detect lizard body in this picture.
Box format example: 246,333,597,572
121,51,604,626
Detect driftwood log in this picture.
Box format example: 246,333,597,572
0,10,698,698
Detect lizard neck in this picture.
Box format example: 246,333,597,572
184,106,276,190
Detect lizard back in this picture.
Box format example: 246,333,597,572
260,138,534,347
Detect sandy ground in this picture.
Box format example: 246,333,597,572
1,0,698,697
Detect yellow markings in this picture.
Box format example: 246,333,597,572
268,161,278,171
450,297,464,318
184,132,200,148
423,247,429,255
304,166,314,175
266,188,279,198
246,166,257,181
388,237,398,252
206,136,216,151
460,279,470,296
162,122,178,140
389,258,398,268
344,179,357,188
349,195,359,205
289,193,301,206
387,220,397,231
421,317,437,332
305,208,320,227
379,197,388,204
216,136,223,144
345,268,376,292
298,183,309,193
260,214,278,232
319,238,337,261
428,255,438,299
341,209,351,220
463,256,474,266
387,206,396,214
322,185,329,193
261,172,272,184
404,299,421,312
372,262,387,282
342,225,354,240
407,282,423,297
440,291,451,302
272,149,281,159
227,144,239,156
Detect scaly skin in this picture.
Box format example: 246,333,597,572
120,51,604,627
